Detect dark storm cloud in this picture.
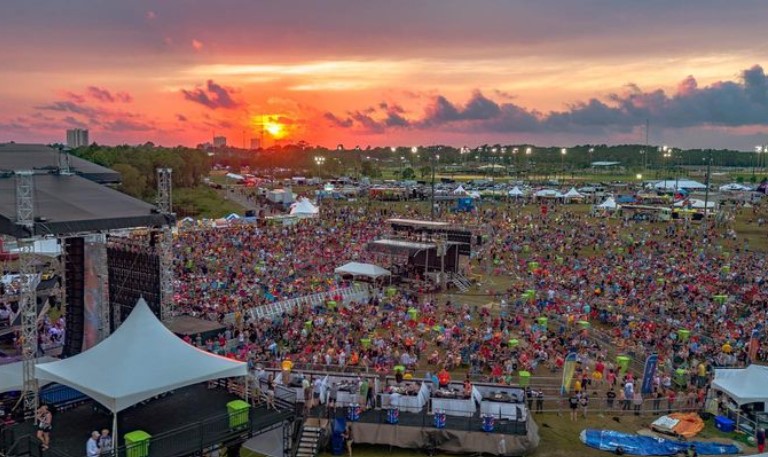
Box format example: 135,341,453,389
181,80,240,109
326,65,768,135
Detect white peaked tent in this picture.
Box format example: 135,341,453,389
719,183,752,192
712,365,768,406
468,191,482,199
563,187,584,199
334,262,391,280
508,186,524,197
453,185,467,195
290,198,320,217
36,298,247,440
225,212,241,221
597,197,618,210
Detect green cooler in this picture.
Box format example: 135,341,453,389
124,430,151,457
227,400,250,429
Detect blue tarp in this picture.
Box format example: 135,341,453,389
580,429,740,456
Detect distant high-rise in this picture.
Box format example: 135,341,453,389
249,138,261,150
213,136,227,148
66,128,89,148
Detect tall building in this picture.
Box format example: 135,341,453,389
66,128,89,148
213,136,227,148
249,138,261,150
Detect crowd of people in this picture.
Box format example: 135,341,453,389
171,195,768,418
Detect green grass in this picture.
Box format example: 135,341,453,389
174,186,246,219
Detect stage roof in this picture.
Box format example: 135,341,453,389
387,218,451,228
0,173,172,238
0,143,121,184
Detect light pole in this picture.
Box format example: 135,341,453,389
525,147,532,181
703,152,713,220
314,156,326,177
400,156,405,179
431,151,439,220
512,147,519,180
560,148,567,183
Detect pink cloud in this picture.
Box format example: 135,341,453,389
192,39,204,51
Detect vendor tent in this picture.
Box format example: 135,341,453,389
453,185,466,195
712,365,768,406
673,198,716,209
36,298,247,413
0,357,57,394
508,186,524,197
289,198,319,217
534,189,563,198
719,183,752,192
468,191,481,199
563,187,584,200
225,212,241,221
653,179,707,190
596,197,618,210
334,262,391,280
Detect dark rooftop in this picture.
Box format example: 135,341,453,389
0,173,172,238
0,143,121,184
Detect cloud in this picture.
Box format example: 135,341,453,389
146,11,157,21
176,114,188,122
104,118,154,132
192,39,204,51
181,80,240,110
325,65,768,135
86,86,132,103
36,101,100,117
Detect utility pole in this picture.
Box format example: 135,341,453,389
431,152,437,220
703,152,713,221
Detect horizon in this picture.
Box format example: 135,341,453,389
1,1,767,150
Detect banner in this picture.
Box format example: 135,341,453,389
748,329,760,362
561,352,578,395
641,353,659,394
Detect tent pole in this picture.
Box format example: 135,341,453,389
112,411,118,457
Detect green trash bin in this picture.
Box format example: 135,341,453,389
386,287,397,297
394,365,405,373
616,355,631,376
720,266,730,274
537,317,548,328
674,368,687,387
327,300,337,311
677,329,690,342
125,430,151,457
524,289,536,301
227,400,250,429
407,307,419,321
713,295,727,304
304,320,313,332
360,338,371,349
556,256,564,265
656,277,665,285
518,371,531,387
508,338,519,348
528,261,539,272
578,320,590,330
523,245,530,253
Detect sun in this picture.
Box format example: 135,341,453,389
264,120,285,138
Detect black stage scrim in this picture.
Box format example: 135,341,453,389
387,219,473,255
107,234,161,327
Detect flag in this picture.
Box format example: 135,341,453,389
561,352,577,395
641,353,658,394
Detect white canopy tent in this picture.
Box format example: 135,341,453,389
334,262,391,280
468,191,481,199
719,183,752,192
673,198,716,209
563,187,584,200
597,197,618,210
289,198,320,217
36,298,247,442
712,365,768,407
508,186,524,197
533,189,563,198
453,185,467,195
653,179,707,190
0,357,57,394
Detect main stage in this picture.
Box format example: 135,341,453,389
5,384,291,457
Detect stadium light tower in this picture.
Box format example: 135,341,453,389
156,168,174,323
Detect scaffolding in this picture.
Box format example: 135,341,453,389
15,171,38,415
156,168,174,322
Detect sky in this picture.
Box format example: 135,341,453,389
1,0,768,150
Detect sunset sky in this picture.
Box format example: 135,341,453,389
1,0,768,149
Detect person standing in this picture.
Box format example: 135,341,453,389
341,424,353,457
36,405,52,450
606,387,616,409
98,429,112,455
569,393,579,421
579,394,590,419
86,431,100,457
535,390,544,413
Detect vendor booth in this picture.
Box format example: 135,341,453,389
711,365,768,431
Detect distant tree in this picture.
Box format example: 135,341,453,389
111,163,147,198
419,165,432,178
401,167,416,180
361,160,381,178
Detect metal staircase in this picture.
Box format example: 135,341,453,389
295,418,325,457
450,273,472,292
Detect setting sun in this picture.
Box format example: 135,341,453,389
252,115,288,140
264,121,284,138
